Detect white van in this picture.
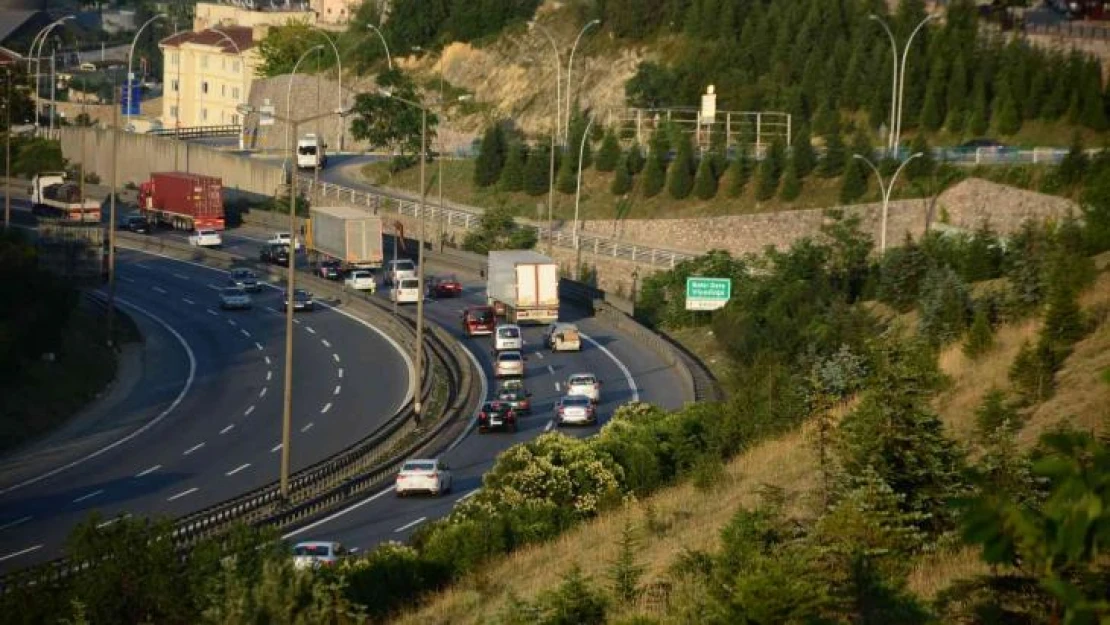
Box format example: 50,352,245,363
296,134,327,170
384,259,416,285
493,324,523,351
391,277,421,304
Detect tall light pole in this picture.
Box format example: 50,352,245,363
572,115,595,280
312,29,345,153
894,15,937,155
379,88,428,420
528,21,561,255
125,14,167,130
564,19,599,145
867,15,898,154
853,152,922,252
4,69,10,231
28,16,73,135
107,84,120,346
208,27,245,129
867,13,935,158
366,24,392,70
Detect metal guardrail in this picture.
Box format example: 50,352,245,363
148,125,242,140
0,233,480,590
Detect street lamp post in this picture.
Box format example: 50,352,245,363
208,27,246,129
4,69,11,231
894,15,937,154
572,115,595,280
852,152,923,252
867,13,935,158
28,16,73,135
564,19,599,145
126,14,167,130
312,30,345,153
366,24,392,70
528,21,562,256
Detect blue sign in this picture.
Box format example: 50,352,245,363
120,83,141,116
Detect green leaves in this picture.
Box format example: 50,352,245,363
348,69,438,158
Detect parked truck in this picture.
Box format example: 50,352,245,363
138,172,224,231
308,206,384,270
29,173,102,223
486,250,560,324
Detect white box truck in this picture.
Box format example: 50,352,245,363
486,250,560,324
297,134,327,169
309,206,384,270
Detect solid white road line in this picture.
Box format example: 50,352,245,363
455,490,480,505
240,329,251,338
321,339,331,348
259,387,268,398
166,487,198,502
305,326,316,334
333,385,341,395
0,297,198,497
337,368,344,378
226,464,250,476
206,308,218,316
581,332,641,402
271,443,282,453
96,514,130,529
282,486,395,539
183,442,205,455
265,356,272,365
182,297,195,305
394,517,427,533
301,422,314,433
320,403,332,414
244,405,256,416
220,424,235,435
0,545,43,562
151,286,167,294
135,465,161,477
73,489,104,503
0,516,32,532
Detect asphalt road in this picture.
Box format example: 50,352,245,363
199,223,689,554
0,215,411,572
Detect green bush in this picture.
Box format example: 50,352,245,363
610,155,633,195
693,155,718,200
595,129,621,172
498,141,526,192
917,265,972,346
343,542,449,621
1009,337,1067,404
962,307,995,359
877,234,931,312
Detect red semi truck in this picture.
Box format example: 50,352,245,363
138,172,225,231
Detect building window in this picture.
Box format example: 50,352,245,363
201,81,209,94
232,87,239,99
171,52,179,66
170,105,178,118
221,84,226,97
201,55,208,69
232,61,240,72
171,79,179,92
231,113,239,125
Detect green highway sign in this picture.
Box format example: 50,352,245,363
685,277,731,311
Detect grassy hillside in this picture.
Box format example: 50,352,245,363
391,257,1110,624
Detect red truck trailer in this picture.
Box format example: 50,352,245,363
138,172,225,231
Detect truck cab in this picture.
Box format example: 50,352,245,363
297,134,327,170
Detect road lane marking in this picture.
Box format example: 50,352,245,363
244,405,256,416
581,332,641,403
545,420,554,432
321,339,331,348
333,354,340,363
173,272,189,280
265,356,272,365
227,319,237,327
206,284,221,291
255,342,264,351
305,326,316,334
182,297,195,305
183,442,205,455
206,308,218,316
240,329,251,338
268,306,281,314
0,516,32,532
167,487,198,502
394,517,427,533
259,387,268,398
547,365,555,374
293,319,301,325
455,490,480,505
536,351,544,359
96,514,130,529
271,443,282,453
73,489,104,503
555,382,561,392
220,424,235,435
320,403,332,414
301,422,314,433
282,487,395,539
135,465,161,477
266,371,272,381
333,385,341,395
121,276,135,283
0,545,43,563
0,297,198,498
151,286,168,294
337,368,343,378
226,464,250,476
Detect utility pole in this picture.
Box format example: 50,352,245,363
4,69,11,231
107,86,119,346
280,117,298,500
414,106,426,421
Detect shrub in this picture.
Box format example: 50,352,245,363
498,141,526,192
641,147,665,198
876,235,931,312
692,155,717,200
1009,337,1067,404
755,139,785,201
667,136,695,200
474,122,507,187
724,149,752,197
608,521,645,604
779,155,801,201
917,265,972,345
610,154,633,195
625,142,646,175
595,129,621,172
343,542,448,620
973,389,1022,440
962,307,995,359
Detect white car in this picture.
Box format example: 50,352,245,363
268,232,302,251
189,229,222,247
291,541,347,570
555,394,597,426
384,259,416,285
345,269,376,292
565,372,601,404
395,458,452,497
391,277,421,304
493,324,523,352
494,350,525,378
219,287,252,310
544,322,581,352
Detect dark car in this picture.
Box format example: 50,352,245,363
958,138,1006,150
318,259,343,281
477,401,518,433
282,289,315,311
122,215,151,234
427,274,463,298
260,243,290,266
495,386,532,414
228,268,262,292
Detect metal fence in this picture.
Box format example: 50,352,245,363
148,125,242,140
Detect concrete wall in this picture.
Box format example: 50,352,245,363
59,127,287,199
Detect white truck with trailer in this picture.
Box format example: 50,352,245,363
308,206,384,272
29,173,102,223
486,250,560,325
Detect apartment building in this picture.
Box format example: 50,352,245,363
160,26,259,127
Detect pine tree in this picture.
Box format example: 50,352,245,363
820,130,847,178
945,54,969,133
626,142,645,175
608,521,644,605
791,123,817,178
498,141,526,192
473,123,507,187
556,146,578,195
905,134,935,182
1057,132,1089,187
725,150,751,198
1079,59,1108,131
667,136,695,199
968,67,989,136
919,55,946,132
610,154,633,195
755,139,785,201
839,132,872,204
779,155,801,201
595,129,621,172
992,75,1022,136
963,307,995,359
641,147,666,198
523,140,552,197
693,154,717,200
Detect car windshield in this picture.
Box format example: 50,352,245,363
497,389,520,399
498,327,520,338
298,145,316,155
471,309,493,322
199,230,216,236
402,461,436,472
562,396,591,407
292,544,331,557
499,352,522,362
483,402,509,413
393,261,415,271
232,270,252,279
351,271,369,279
223,288,245,296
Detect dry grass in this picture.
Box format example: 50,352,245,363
663,326,733,388
906,546,992,600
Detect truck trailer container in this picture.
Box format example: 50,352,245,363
138,172,224,231
29,173,102,223
486,250,560,324
308,206,384,270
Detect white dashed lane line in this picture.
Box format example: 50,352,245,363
337,368,344,378
206,309,218,316
394,517,427,533
227,319,237,327
271,443,282,453
259,387,268,398
266,371,272,381
183,442,206,456
244,405,256,416
333,385,341,395
255,342,264,351
320,403,332,414
151,286,167,294
72,489,104,504
333,354,340,363
265,356,272,365
321,339,331,348
120,276,135,283
305,326,316,334
301,422,314,433
173,273,189,280
166,487,198,502
182,297,195,305
547,365,555,375
536,351,544,359
240,329,251,338
135,465,160,477
0,545,42,563
555,382,561,392
206,284,221,291
226,464,250,476
220,424,235,435
0,516,32,532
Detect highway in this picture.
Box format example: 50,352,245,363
189,222,688,553
0,214,411,571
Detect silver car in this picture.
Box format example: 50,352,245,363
494,350,525,378
219,287,252,310
291,541,347,570
228,268,262,292
395,459,452,496
555,394,597,426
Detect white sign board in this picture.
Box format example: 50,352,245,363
259,104,275,126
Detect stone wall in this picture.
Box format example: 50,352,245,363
561,179,1078,257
